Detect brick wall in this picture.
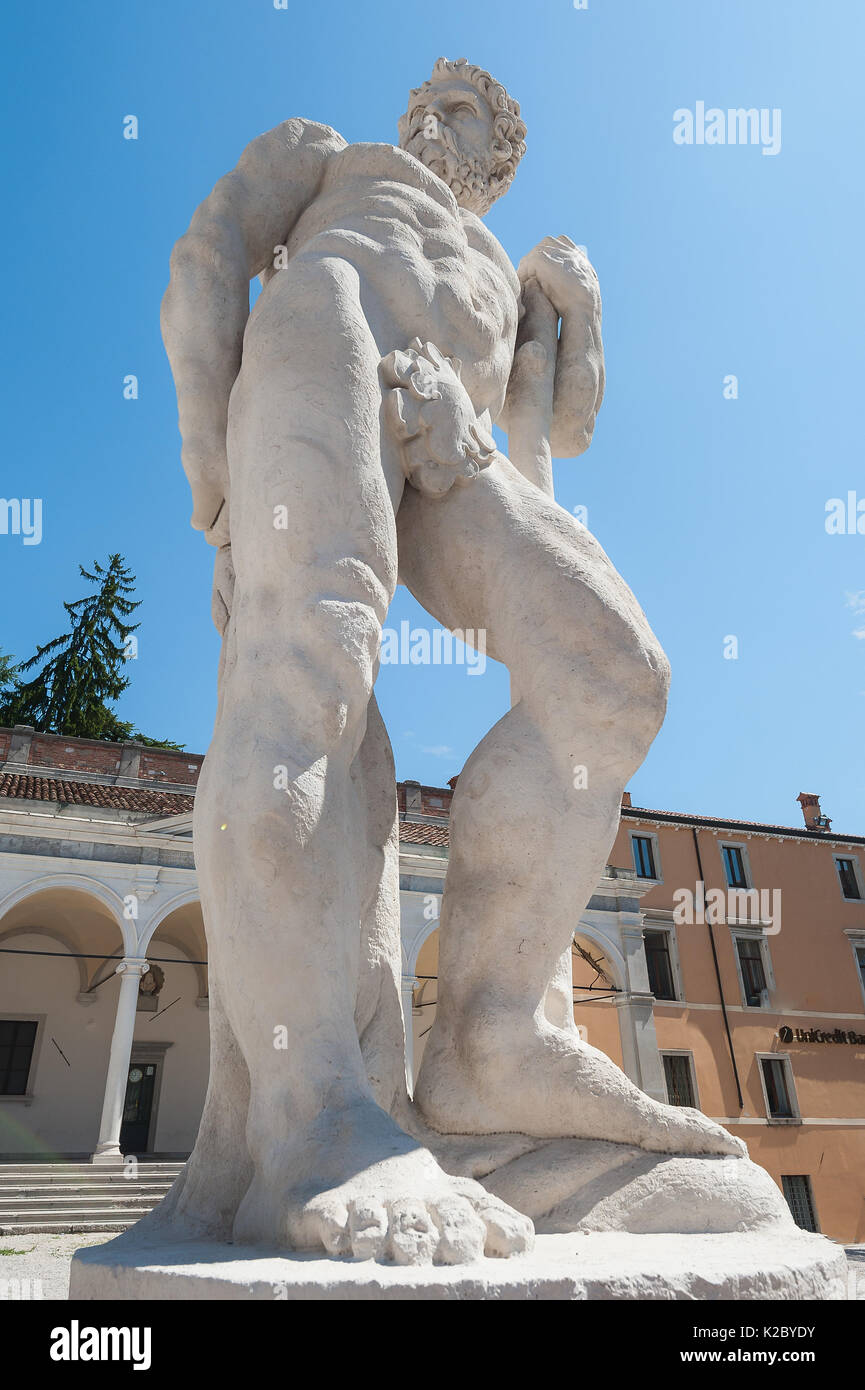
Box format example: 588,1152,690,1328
139,750,203,783
0,727,203,786
30,734,122,774
1,727,446,801
397,782,453,816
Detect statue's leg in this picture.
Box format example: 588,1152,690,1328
397,454,744,1157
352,691,414,1128
137,546,252,1240
193,255,532,1260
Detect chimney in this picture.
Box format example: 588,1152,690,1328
797,792,832,832
621,791,632,808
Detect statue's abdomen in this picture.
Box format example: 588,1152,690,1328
275,142,517,415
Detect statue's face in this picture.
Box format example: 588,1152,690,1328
418,78,496,171
401,77,501,216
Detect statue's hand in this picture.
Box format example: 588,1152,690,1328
518,236,600,319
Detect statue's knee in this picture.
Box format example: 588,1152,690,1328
607,625,670,760
225,588,382,757
633,630,671,737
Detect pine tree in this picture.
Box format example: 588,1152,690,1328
0,648,19,700
0,556,182,748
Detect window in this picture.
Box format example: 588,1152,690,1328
760,1056,797,1120
632,834,657,879
735,934,769,1007
836,856,863,901
722,844,749,889
857,945,865,996
781,1175,818,1232
644,929,677,1000
662,1053,696,1107
0,1020,38,1096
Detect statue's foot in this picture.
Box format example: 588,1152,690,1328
416,1016,746,1159
233,1097,534,1265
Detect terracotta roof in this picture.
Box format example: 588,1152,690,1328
399,820,449,847
622,804,865,843
2,770,858,848
0,774,194,817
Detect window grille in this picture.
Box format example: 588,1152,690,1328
781,1175,818,1231
662,1053,696,1107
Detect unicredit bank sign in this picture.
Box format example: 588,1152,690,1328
778,1025,865,1045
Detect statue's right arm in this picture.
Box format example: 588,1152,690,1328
161,119,346,535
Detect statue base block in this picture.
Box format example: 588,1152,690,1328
70,1228,847,1301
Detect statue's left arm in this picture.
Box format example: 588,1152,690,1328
499,236,605,499
162,118,346,538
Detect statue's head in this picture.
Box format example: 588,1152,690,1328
398,57,527,217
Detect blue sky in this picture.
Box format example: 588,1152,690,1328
1,0,862,832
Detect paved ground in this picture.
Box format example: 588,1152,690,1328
0,1232,114,1300
1,1233,864,1300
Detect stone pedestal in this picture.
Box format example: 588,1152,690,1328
70,1229,847,1301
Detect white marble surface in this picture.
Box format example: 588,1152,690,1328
70,1229,849,1301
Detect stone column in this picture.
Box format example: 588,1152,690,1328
401,976,418,1095
618,925,666,1102
91,959,150,1165
615,991,667,1102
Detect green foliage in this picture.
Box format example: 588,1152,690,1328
0,648,20,699
0,556,183,749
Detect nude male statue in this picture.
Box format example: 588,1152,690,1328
159,57,744,1266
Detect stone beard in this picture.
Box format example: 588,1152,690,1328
396,56,526,218
400,109,500,218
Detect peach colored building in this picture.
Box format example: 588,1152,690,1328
592,791,865,1244
401,782,865,1245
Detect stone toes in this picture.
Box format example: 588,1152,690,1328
431,1195,487,1265
387,1199,438,1266
474,1200,535,1258
348,1201,389,1260
721,1131,748,1158
315,1203,351,1257
681,1110,746,1158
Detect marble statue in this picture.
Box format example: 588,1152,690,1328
138,57,801,1272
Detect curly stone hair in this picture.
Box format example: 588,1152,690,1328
398,57,527,204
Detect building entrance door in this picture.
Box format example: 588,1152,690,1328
119,1061,158,1154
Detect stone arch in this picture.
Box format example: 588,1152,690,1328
572,920,628,992
138,888,204,952
0,875,130,999
140,891,208,999
402,909,440,979
0,922,91,995
0,875,131,948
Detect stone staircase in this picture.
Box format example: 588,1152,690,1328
0,1161,184,1235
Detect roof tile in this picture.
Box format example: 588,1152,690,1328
0,773,193,816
